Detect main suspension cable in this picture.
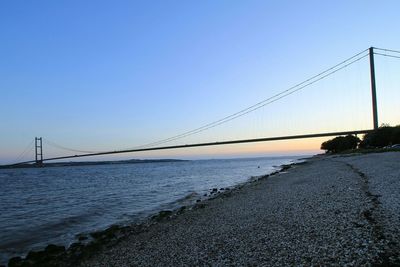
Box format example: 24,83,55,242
11,140,34,164
374,52,400,60
129,49,369,149
43,138,102,154
374,47,400,54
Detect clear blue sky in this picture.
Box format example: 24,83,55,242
1,0,399,163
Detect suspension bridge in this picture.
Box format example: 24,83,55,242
5,47,400,167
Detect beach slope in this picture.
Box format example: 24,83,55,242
81,152,400,266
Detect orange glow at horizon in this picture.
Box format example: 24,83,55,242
106,137,332,160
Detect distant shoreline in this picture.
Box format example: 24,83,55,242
0,158,187,169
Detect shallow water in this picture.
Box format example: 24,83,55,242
0,156,304,263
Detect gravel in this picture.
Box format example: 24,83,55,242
80,152,400,266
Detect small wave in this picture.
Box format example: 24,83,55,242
0,208,104,253
174,192,199,205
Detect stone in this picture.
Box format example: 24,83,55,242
78,235,88,241
152,210,173,221
45,244,65,254
8,257,22,267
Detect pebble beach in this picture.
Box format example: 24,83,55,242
7,152,400,266
76,152,400,266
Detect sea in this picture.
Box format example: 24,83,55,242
0,155,306,264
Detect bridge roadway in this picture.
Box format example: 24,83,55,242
12,129,373,166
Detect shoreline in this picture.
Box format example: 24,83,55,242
80,151,399,266
0,159,187,170
7,152,400,266
4,157,305,266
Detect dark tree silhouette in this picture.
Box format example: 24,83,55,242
359,125,400,148
321,135,360,153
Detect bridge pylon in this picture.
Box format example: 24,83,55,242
35,137,43,166
369,47,379,130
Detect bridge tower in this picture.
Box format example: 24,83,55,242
35,137,43,166
369,47,379,130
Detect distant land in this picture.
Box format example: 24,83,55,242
0,159,187,169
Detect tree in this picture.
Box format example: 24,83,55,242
321,135,360,153
359,125,400,148
391,125,400,145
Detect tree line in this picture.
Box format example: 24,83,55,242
321,125,400,153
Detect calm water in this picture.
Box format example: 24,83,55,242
0,156,304,263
